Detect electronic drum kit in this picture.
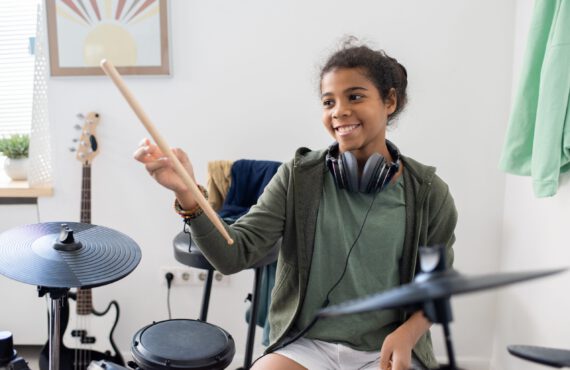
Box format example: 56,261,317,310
0,222,568,370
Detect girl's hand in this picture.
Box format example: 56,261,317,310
379,326,415,370
379,311,431,370
133,138,198,207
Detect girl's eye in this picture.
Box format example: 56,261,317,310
322,99,334,108
349,94,363,101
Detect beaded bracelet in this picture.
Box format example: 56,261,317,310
173,184,209,221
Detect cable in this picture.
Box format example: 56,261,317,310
323,190,378,306
165,272,174,319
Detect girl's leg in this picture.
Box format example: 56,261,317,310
251,353,307,370
252,338,336,370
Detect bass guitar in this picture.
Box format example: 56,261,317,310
40,112,124,370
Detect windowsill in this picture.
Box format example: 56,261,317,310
0,177,53,198
0,157,53,198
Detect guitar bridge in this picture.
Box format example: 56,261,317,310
81,336,96,344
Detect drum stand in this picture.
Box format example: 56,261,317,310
420,294,464,370
38,286,70,370
415,247,465,370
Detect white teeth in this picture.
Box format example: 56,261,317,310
336,124,359,133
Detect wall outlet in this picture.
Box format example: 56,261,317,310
159,266,230,287
159,266,194,286
195,270,231,287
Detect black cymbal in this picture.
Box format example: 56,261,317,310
318,268,566,318
508,345,570,368
0,222,141,289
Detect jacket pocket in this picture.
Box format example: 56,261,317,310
271,260,293,298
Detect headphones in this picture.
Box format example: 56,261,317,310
325,140,401,193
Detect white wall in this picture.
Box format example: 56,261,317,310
0,0,519,367
490,1,570,369
0,202,47,344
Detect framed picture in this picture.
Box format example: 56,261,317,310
46,0,170,76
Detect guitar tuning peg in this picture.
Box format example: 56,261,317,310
69,147,76,152
72,138,79,143
74,124,82,130
76,113,85,120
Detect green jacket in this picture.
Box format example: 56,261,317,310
190,147,457,369
499,0,570,197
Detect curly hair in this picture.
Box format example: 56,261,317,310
320,38,408,123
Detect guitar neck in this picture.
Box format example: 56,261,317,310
81,165,91,224
76,288,93,315
78,164,92,312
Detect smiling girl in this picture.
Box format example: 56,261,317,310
134,40,457,370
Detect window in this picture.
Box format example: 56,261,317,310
0,0,38,136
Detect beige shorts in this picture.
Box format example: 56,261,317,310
273,337,426,370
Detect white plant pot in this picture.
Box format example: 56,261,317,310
4,157,28,181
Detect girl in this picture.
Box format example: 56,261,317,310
134,40,457,370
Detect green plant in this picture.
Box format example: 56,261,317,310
0,134,29,159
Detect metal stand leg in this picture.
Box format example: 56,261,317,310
241,267,263,370
49,296,63,370
440,321,459,370
38,287,69,370
199,270,214,322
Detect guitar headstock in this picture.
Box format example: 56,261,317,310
72,112,100,166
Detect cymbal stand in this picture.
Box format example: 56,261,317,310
416,246,464,370
38,287,70,370
421,295,462,370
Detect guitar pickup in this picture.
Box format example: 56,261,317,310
71,330,96,344
81,336,96,344
71,330,86,337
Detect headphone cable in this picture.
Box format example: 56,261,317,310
279,190,379,348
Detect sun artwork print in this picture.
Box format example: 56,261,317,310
52,0,165,69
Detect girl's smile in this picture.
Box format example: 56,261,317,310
335,123,362,136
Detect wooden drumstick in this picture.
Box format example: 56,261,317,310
100,59,234,245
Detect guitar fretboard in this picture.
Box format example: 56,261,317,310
81,165,91,224
78,164,93,314
76,289,93,315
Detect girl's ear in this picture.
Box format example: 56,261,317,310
385,88,397,115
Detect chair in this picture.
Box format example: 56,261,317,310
173,232,278,370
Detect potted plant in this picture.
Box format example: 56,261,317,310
0,134,30,181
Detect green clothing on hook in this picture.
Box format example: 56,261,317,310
500,0,570,197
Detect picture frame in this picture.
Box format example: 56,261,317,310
46,0,170,76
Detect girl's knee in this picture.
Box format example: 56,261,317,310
251,353,307,370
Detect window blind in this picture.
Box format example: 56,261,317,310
0,0,38,136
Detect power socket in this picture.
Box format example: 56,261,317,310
159,266,194,286
195,270,230,287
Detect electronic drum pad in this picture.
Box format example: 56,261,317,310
0,222,141,288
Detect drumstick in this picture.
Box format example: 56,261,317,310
100,59,234,246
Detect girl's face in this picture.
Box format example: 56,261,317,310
321,67,396,162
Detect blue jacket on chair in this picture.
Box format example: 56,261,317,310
217,159,282,222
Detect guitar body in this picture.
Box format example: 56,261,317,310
40,112,124,370
39,295,124,370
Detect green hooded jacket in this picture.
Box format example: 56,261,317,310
190,147,457,369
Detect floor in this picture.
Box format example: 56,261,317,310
13,345,42,370
14,345,247,370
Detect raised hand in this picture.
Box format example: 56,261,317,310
133,138,198,208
